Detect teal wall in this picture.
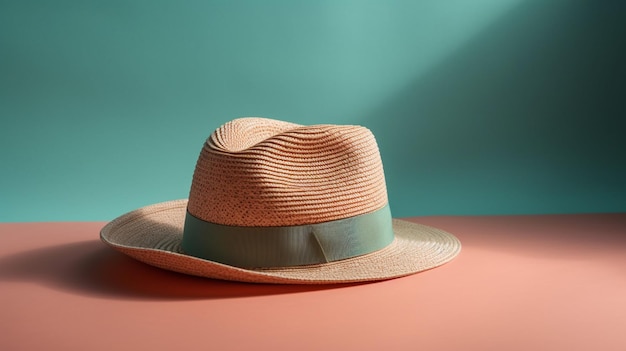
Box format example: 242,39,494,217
1,0,624,222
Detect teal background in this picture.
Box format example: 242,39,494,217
1,0,624,222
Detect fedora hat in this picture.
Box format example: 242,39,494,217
100,117,460,284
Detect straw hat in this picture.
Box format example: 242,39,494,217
100,117,460,284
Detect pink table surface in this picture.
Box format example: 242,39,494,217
1,214,625,351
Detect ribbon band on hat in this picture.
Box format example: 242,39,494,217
181,204,395,268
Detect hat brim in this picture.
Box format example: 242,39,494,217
100,200,461,284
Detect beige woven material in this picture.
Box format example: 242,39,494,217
100,117,461,284
188,118,388,226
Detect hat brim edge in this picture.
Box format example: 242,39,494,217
100,199,461,284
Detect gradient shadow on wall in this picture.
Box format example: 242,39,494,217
366,0,626,217
0,0,624,221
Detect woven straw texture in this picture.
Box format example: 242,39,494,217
100,117,461,283
187,117,388,226
101,200,461,284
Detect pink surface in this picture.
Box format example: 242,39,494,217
1,214,625,351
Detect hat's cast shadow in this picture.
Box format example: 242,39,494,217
0,239,363,300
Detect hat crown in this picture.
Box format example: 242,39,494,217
187,117,388,226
